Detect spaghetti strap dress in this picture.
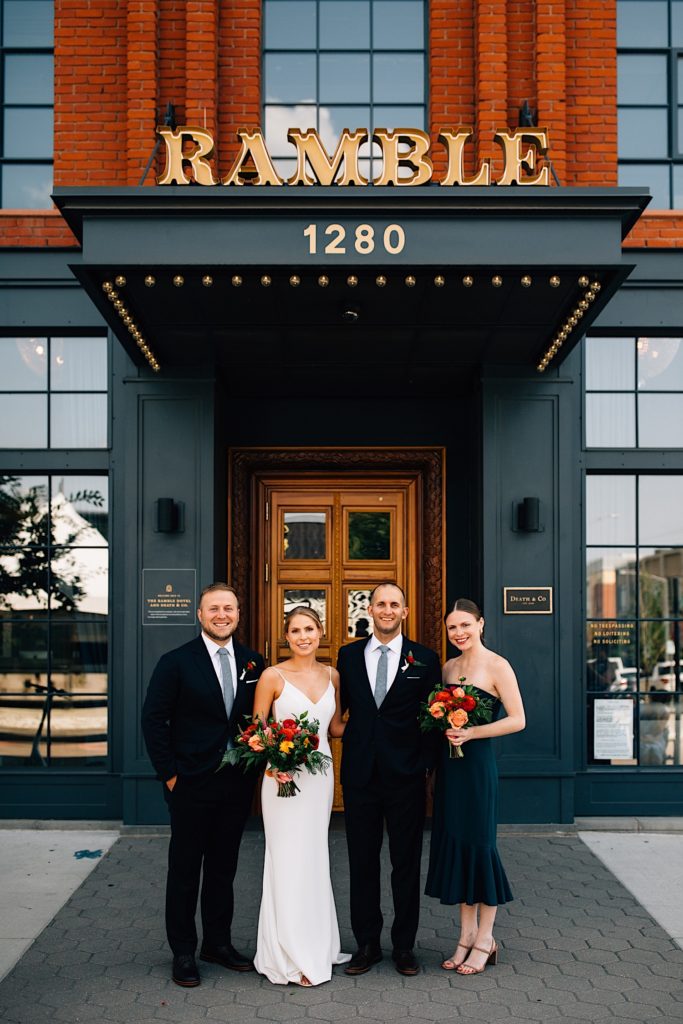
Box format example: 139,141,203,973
254,668,350,985
425,687,513,906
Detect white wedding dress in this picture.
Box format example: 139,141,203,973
254,670,351,985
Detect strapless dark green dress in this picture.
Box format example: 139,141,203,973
425,689,513,906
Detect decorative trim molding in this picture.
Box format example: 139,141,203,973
228,447,445,655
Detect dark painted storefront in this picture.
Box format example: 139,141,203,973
1,184,682,824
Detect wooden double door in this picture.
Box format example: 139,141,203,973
253,472,422,808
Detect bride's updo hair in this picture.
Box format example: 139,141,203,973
284,605,324,634
444,598,483,624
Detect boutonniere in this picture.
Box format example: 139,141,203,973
401,650,425,672
239,660,257,682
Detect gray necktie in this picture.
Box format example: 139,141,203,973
375,645,390,707
217,647,234,721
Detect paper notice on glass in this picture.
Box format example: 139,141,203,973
593,699,634,760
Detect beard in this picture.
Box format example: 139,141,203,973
202,622,236,644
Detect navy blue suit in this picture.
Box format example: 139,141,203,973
338,635,441,951
142,634,264,955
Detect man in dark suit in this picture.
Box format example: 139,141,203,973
142,583,264,987
338,581,441,977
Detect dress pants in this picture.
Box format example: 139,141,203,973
165,766,255,955
343,767,426,951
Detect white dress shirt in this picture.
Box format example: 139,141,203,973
202,634,237,702
364,632,404,698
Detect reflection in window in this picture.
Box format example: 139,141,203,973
283,589,326,632
348,511,391,560
263,0,426,179
0,336,108,449
617,1,683,209
585,473,682,767
0,474,109,768
1,1,54,208
585,336,683,448
283,511,326,559
347,589,372,638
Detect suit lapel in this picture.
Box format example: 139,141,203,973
192,635,226,714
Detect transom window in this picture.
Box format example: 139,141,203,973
584,335,683,448
617,0,683,208
585,474,682,767
0,336,108,449
263,0,426,180
0,0,53,209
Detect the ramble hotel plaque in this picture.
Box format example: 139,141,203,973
142,569,196,625
503,587,553,614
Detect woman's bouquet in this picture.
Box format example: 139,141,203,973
419,677,495,758
220,710,332,796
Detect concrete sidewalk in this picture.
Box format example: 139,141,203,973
0,823,682,1024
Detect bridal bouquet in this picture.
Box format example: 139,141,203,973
419,677,494,758
220,711,332,796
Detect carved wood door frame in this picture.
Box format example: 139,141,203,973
228,447,445,658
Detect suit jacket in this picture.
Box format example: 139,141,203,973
338,635,441,788
141,634,264,783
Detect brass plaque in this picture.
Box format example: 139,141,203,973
503,586,553,614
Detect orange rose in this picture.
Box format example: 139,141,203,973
453,687,465,699
430,701,446,719
448,708,469,728
247,734,265,752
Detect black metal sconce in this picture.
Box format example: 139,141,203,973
512,496,544,533
155,497,185,533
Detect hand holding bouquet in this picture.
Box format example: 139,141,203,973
220,710,332,796
419,677,494,758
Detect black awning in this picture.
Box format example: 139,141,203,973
53,185,648,382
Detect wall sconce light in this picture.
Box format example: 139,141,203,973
512,496,543,533
155,498,185,533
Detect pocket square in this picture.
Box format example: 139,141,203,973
244,678,258,685
406,674,420,679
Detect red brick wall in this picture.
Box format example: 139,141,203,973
0,0,677,248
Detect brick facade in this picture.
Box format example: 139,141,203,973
0,0,676,247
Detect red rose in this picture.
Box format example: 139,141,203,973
462,695,477,712
434,690,452,703
282,719,296,730
407,654,415,664
308,734,319,749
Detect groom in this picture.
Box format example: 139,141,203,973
142,583,264,987
338,581,441,976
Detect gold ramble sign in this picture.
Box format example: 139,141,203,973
157,126,551,187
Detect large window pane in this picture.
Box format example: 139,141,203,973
0,548,49,615
586,336,635,390
637,336,683,388
618,1,668,48
638,548,683,617
319,105,370,149
618,108,668,159
3,1,54,47
320,53,370,103
4,53,53,104
640,477,683,544
618,162,670,208
50,547,108,616
587,548,637,619
373,1,424,48
673,0,683,45
0,394,47,447
50,393,107,448
585,393,636,447
283,511,326,559
639,694,682,765
320,1,369,49
1,163,53,209
374,104,425,130
55,477,108,544
618,53,668,104
265,103,317,156
264,1,316,49
373,53,424,102
0,337,47,390
51,337,108,391
587,621,637,692
3,107,53,159
586,475,636,545
638,394,683,446
265,53,317,103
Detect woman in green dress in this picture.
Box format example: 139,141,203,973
425,599,525,976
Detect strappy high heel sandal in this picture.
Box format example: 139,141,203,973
456,940,498,975
440,943,472,971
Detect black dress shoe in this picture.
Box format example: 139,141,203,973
172,953,200,987
392,949,420,976
343,944,383,975
199,943,255,972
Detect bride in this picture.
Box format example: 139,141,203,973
252,605,350,986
